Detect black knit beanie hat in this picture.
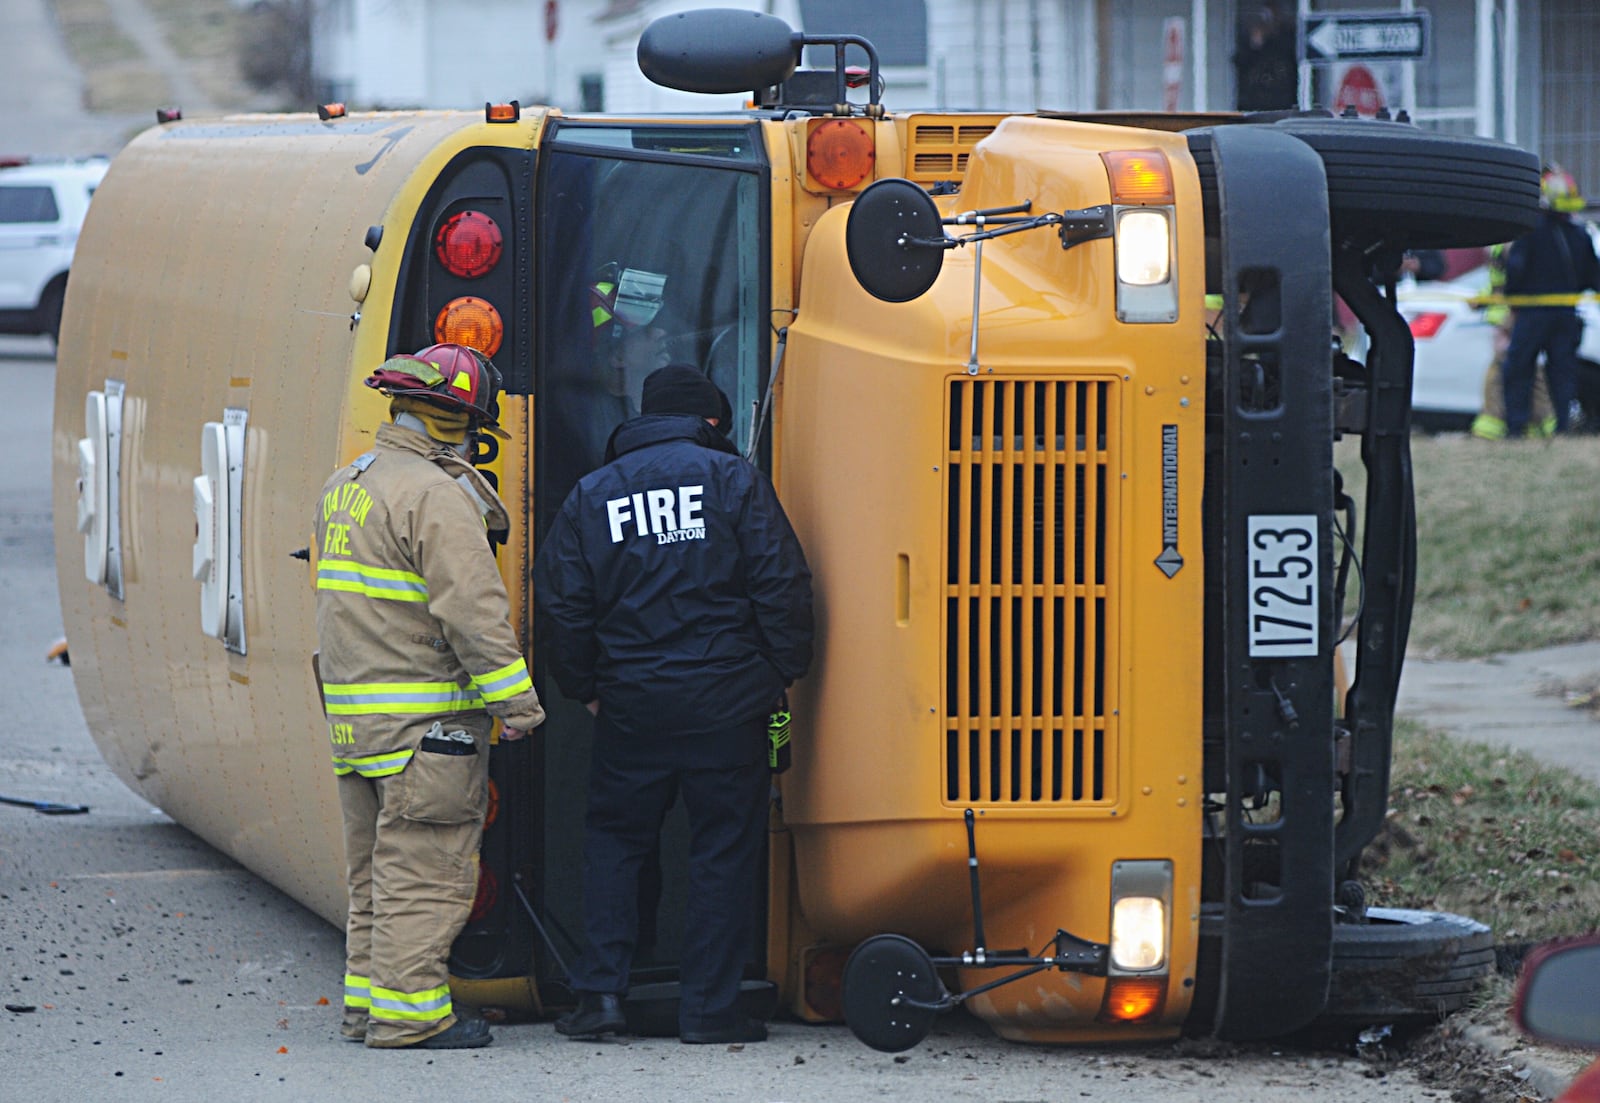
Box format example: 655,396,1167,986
641,363,729,426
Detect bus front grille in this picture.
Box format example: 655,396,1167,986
943,378,1119,806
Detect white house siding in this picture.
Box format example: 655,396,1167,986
928,0,1095,112
313,0,610,109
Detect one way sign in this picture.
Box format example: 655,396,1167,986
1301,11,1431,63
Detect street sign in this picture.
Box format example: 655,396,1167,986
545,0,558,43
1301,10,1430,64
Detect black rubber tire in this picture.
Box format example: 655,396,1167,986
1319,906,1495,1029
1272,118,1541,250
37,279,65,344
1190,115,1541,251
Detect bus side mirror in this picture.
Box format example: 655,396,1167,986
637,9,800,95
1513,935,1600,1049
845,178,947,303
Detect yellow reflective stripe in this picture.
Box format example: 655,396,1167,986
323,681,484,716
316,559,428,602
345,974,372,1009
330,749,414,778
1469,291,1591,307
471,657,533,703
1470,414,1507,440
369,983,452,1022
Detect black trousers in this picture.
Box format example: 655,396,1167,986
1504,307,1583,434
570,715,768,1033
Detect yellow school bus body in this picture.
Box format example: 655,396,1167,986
52,111,544,919
54,102,1205,1042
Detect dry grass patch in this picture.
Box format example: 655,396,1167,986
82,66,171,113
52,0,141,67
1361,720,1600,943
1338,433,1600,658
143,0,237,61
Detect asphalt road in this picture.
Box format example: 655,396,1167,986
0,340,1476,1102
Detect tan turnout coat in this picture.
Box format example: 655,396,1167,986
313,422,544,773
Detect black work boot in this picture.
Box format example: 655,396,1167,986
412,1017,492,1049
555,992,627,1038
680,1017,767,1045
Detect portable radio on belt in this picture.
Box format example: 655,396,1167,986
767,693,791,774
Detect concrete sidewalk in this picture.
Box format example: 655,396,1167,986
1396,640,1600,785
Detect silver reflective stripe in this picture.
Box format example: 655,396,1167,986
316,566,427,598
323,688,482,708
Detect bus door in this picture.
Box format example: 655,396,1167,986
531,120,771,1003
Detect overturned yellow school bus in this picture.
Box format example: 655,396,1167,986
53,9,1538,1048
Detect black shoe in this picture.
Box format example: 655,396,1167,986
680,1017,767,1045
412,1017,492,1049
555,992,627,1038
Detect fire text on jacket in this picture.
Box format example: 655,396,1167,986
606,486,704,544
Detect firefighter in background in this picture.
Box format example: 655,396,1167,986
591,262,673,417
313,344,545,1050
535,364,812,1045
1471,242,1557,439
1497,166,1599,437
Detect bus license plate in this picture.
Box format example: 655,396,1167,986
1247,515,1317,658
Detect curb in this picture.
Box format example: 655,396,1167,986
1462,1024,1581,1100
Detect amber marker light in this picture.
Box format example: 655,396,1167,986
434,211,504,278
435,297,504,357
485,100,521,123
807,119,875,191
1101,149,1174,204
317,102,347,121
1099,976,1166,1023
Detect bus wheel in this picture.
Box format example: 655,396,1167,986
1318,906,1495,1031
1271,117,1541,251
38,280,66,345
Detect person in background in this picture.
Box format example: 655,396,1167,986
1472,241,1558,439
313,344,544,1050
534,364,812,1045
1499,166,1599,437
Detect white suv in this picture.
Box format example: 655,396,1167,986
0,157,109,342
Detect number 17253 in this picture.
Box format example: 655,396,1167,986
1247,515,1318,658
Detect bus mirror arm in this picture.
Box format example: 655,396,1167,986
842,807,1110,1051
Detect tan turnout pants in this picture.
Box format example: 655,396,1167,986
337,716,490,1047
1473,325,1555,438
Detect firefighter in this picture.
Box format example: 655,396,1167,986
313,343,545,1049
1472,242,1557,440
534,364,813,1045
1499,166,1600,437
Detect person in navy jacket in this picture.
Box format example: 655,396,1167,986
534,363,813,1045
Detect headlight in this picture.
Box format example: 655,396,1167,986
1116,209,1171,286
1110,896,1167,970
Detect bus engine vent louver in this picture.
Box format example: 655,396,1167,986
905,118,999,184
943,378,1119,807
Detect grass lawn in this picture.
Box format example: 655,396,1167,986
1365,720,1600,944
1338,432,1600,659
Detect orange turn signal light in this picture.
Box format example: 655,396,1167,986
485,100,521,124
806,119,875,191
434,296,504,358
318,102,347,121
1101,150,1174,204
1099,976,1166,1023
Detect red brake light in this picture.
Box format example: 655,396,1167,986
1408,311,1447,339
434,211,503,279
